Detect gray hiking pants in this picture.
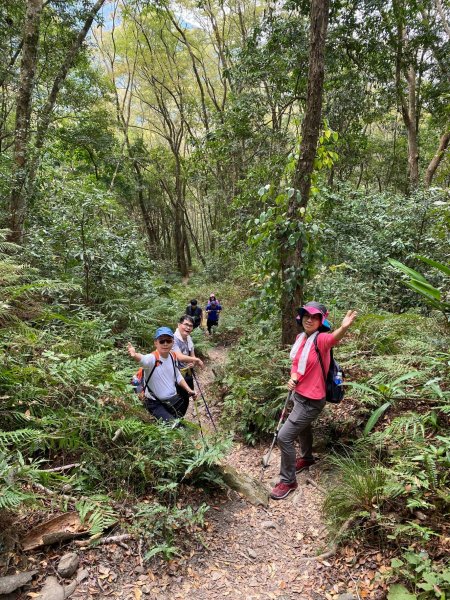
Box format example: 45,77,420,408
277,392,326,484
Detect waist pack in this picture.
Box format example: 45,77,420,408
313,337,345,404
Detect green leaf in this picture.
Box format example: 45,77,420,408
415,256,450,276
406,280,441,300
391,558,404,568
391,371,421,386
388,259,428,283
387,584,417,599
364,401,392,435
346,382,382,397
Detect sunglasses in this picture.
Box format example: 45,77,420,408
157,338,173,344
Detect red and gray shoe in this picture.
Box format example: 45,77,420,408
295,457,315,473
270,481,298,500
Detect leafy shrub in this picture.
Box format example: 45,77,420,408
219,323,288,443
0,236,230,554
388,551,450,600
133,501,210,561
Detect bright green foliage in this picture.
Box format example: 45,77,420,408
323,450,389,530
0,451,40,510
245,125,339,308
307,188,449,313
388,257,450,320
388,551,450,600
218,322,289,443
0,229,229,553
76,496,118,536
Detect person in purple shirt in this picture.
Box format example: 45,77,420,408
205,293,222,334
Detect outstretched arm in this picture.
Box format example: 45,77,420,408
331,310,358,343
174,352,204,368
127,343,142,362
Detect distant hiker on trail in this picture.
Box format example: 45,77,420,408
173,315,204,407
205,293,222,334
127,327,200,423
270,302,357,500
185,299,203,329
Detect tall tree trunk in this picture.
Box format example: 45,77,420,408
424,130,450,187
395,12,420,190
404,66,419,188
8,0,43,244
280,0,329,345
174,161,189,276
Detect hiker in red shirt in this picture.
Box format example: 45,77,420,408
270,302,357,500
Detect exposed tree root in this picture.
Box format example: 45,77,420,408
74,533,133,549
299,517,354,562
305,477,326,494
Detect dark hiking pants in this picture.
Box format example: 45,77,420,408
177,374,194,406
145,394,189,422
277,392,326,484
207,318,218,334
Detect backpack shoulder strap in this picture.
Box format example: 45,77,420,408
169,351,178,385
142,351,160,395
313,336,327,383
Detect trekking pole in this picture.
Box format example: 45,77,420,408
192,370,217,432
192,395,205,442
259,391,291,482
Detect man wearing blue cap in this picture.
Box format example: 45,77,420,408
127,327,198,422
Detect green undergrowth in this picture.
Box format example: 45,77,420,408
0,234,231,559
319,313,449,599
217,322,288,444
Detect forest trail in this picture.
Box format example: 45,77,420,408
69,343,387,600
157,343,377,600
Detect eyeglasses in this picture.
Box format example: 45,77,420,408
182,322,193,328
157,338,173,344
303,314,321,321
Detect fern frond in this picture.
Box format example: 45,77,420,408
76,497,117,535
51,351,111,386
0,428,47,450
423,453,438,489
4,280,80,300
372,412,427,443
0,487,31,509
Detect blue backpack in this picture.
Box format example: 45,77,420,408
313,337,345,404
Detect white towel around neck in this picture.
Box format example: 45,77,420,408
289,331,319,375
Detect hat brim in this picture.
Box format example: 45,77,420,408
297,308,331,332
154,326,175,339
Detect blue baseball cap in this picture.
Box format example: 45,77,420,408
154,326,174,340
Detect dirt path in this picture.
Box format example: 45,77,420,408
67,344,387,600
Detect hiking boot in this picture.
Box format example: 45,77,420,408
295,457,315,473
270,481,298,500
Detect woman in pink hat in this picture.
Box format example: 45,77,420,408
270,302,357,500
